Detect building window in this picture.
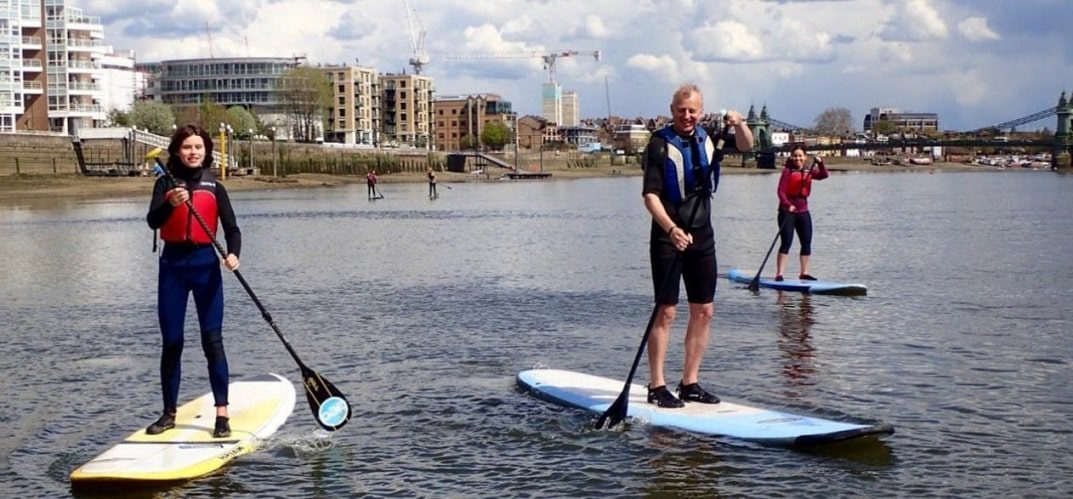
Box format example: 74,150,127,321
338,84,344,93
401,80,407,88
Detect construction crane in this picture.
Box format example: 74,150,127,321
403,0,429,74
446,49,601,84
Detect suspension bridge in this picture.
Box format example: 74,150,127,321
734,91,1073,169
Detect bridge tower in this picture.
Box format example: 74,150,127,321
1056,91,1072,169
746,104,774,168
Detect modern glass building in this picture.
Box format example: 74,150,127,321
137,57,302,114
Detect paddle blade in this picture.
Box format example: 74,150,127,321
593,390,629,430
747,276,761,292
299,366,351,431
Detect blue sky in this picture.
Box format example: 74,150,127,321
82,0,1073,131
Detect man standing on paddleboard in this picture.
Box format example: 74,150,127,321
641,83,753,408
146,124,242,438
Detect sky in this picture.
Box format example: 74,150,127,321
82,0,1073,131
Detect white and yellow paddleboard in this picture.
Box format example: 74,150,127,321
71,373,296,485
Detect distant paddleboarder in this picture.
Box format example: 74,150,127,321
427,167,437,198
146,124,242,439
366,169,380,199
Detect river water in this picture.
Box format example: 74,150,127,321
1,169,1071,497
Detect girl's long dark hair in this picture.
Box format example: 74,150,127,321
166,124,215,172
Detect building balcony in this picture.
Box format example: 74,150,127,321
21,36,43,48
67,82,101,93
48,103,104,116
22,81,44,94
20,59,43,71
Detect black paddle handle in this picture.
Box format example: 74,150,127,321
154,159,308,370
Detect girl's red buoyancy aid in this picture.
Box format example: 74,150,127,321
786,169,812,198
160,171,219,244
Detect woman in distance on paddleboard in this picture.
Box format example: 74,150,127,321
774,145,829,281
145,124,242,439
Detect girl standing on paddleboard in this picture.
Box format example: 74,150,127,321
774,145,829,282
146,124,242,438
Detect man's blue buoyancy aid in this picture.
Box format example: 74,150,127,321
656,125,720,228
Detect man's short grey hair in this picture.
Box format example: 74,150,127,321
671,83,703,106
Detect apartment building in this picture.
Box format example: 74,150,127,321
320,64,379,145
1,0,111,133
561,90,578,127
379,72,433,148
863,107,939,133
516,115,558,151
432,93,514,151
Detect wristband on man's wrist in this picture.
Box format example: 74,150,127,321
667,226,678,237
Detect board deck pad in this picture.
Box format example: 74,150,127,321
726,268,867,296
517,369,892,446
71,373,296,485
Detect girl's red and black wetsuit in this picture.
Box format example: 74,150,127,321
146,166,241,413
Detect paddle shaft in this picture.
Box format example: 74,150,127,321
154,160,308,370
596,121,729,427
749,213,794,292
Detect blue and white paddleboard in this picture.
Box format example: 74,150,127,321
727,268,867,296
517,369,893,446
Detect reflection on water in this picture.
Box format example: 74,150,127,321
3,173,1073,497
776,292,816,395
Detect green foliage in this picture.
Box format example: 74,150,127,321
129,101,175,136
459,134,478,150
279,67,333,143
198,100,230,132
480,121,511,150
872,119,896,135
227,107,258,139
107,108,131,127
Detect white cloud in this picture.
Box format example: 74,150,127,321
686,21,765,62
877,0,948,42
626,54,679,80
84,0,1073,130
957,17,1000,42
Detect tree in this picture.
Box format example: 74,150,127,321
871,119,896,136
227,106,258,139
279,66,332,143
480,121,511,150
129,101,175,135
814,107,854,136
459,134,479,150
107,108,131,127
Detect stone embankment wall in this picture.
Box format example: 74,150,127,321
0,132,447,177
0,134,80,175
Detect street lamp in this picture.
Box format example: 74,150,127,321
218,123,227,179
226,124,234,177
248,128,254,173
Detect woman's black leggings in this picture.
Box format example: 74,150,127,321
777,210,813,255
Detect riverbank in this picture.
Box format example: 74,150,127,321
0,160,1008,204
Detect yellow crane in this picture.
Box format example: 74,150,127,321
445,49,601,84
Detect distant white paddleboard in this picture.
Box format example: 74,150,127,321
71,373,296,485
517,369,893,446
